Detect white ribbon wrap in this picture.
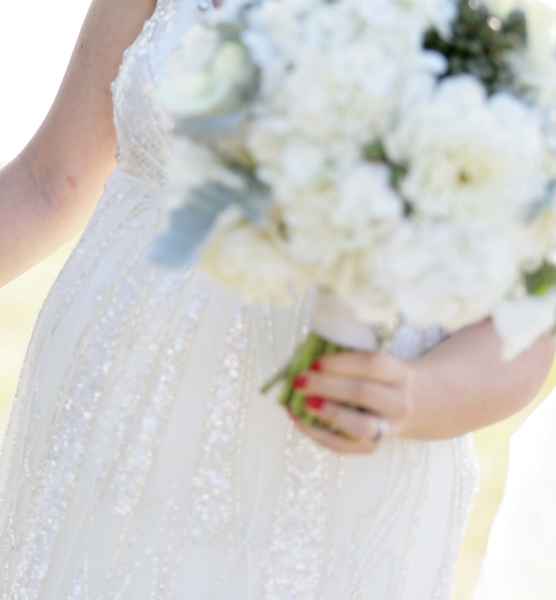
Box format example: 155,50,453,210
309,291,448,360
310,292,380,352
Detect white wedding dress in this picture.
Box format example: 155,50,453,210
0,1,480,598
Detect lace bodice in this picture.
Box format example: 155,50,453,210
111,0,185,185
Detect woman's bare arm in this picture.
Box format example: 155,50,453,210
405,318,556,439
0,0,155,287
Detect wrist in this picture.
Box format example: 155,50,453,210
398,359,427,440
399,355,454,441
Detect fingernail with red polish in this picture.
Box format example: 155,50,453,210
307,396,326,411
310,360,323,372
293,376,308,390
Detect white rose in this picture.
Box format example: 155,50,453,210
156,27,258,119
373,221,519,331
387,76,548,224
200,218,308,305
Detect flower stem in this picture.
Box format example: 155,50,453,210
261,332,348,428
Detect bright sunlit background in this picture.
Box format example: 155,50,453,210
1,2,556,599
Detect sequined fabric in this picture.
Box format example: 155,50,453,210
0,1,480,598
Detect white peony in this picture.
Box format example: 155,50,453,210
387,76,548,224
493,291,556,360
372,221,520,331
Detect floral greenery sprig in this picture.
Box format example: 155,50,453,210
526,261,556,296
424,0,528,95
261,333,343,430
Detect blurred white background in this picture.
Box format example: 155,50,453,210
0,1,90,163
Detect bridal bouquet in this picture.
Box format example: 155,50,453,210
150,0,556,428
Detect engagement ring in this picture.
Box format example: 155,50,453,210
372,419,391,445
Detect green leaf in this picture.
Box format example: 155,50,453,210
390,164,408,189
174,111,248,140
363,141,387,163
423,0,528,96
525,262,556,296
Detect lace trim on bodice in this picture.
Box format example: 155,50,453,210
110,0,179,187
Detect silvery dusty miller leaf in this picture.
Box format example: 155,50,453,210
149,179,272,268
174,111,247,140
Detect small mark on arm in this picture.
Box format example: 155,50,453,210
66,175,78,190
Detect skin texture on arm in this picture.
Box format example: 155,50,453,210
0,0,156,288
405,318,556,440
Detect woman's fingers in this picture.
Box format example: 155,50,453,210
315,351,409,384
294,372,409,420
291,416,378,455
288,350,415,454
305,399,400,440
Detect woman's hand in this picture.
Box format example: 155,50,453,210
287,318,556,454
287,351,417,455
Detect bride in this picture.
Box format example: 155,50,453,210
0,0,554,598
